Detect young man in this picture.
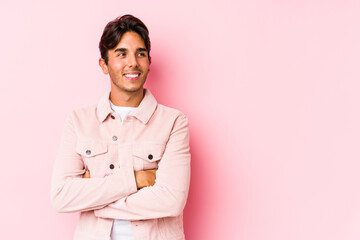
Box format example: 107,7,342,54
51,15,191,240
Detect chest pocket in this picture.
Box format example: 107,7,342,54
76,139,109,177
132,143,166,171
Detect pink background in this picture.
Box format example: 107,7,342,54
1,0,360,239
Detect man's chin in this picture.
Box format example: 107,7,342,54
122,86,144,93
111,80,145,94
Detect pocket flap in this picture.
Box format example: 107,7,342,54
76,139,108,157
133,143,165,162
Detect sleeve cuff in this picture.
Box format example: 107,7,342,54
113,166,137,196
121,166,138,195
103,165,138,202
95,167,137,218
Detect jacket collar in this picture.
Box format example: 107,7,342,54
96,88,158,124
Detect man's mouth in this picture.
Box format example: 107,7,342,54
124,72,141,80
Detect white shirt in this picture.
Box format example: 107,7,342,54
110,102,138,122
109,101,137,240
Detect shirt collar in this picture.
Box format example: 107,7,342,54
96,88,158,124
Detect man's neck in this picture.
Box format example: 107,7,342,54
109,88,144,107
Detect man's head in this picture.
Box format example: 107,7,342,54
98,15,151,95
99,14,151,65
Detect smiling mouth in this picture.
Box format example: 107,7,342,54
124,73,141,78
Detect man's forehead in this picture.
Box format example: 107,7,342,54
112,32,146,50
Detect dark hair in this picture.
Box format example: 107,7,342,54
99,14,151,64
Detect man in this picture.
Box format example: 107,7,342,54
51,15,191,240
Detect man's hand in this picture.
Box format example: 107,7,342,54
82,169,157,189
134,169,157,189
83,170,90,178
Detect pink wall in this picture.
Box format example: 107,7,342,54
1,0,360,239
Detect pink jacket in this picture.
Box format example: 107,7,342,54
51,89,191,240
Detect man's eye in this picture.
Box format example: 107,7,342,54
118,53,125,57
138,53,146,57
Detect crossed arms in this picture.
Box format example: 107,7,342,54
83,169,157,190
50,113,190,220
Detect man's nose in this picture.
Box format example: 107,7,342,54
128,54,139,68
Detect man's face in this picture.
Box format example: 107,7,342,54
99,31,150,94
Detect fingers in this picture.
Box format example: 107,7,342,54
134,169,157,189
83,170,90,178
149,169,157,175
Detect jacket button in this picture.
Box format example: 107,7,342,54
112,136,118,141
109,164,114,169
148,154,153,160
86,150,91,155
111,115,115,119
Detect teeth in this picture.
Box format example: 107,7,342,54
125,74,139,78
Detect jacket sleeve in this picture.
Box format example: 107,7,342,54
94,114,191,220
50,112,137,213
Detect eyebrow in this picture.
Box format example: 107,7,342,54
114,48,127,52
114,47,147,52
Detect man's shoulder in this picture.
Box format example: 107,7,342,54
67,103,98,121
156,103,188,120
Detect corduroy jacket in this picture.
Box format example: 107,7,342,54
51,88,190,240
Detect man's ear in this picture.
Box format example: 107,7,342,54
99,58,109,74
148,56,151,72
